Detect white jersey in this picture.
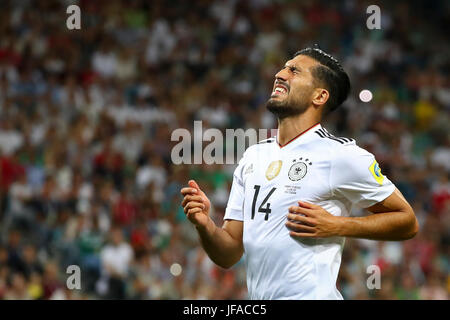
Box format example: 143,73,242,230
224,123,395,300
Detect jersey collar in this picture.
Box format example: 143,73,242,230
275,123,322,148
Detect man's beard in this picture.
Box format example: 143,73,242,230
266,97,308,120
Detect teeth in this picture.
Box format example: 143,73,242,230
274,87,287,94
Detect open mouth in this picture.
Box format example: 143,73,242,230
271,83,289,96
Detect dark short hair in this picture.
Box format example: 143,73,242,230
294,47,350,113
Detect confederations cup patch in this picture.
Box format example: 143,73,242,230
288,157,311,181
369,159,384,185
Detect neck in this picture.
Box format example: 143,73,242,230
277,109,321,146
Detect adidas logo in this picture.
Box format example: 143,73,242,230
244,164,254,175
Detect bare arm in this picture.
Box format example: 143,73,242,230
286,188,419,241
181,180,244,269
196,219,243,269
337,188,419,240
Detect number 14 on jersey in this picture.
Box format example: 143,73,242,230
251,185,276,221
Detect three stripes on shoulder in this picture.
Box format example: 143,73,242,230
258,138,275,144
256,128,354,145
315,128,354,145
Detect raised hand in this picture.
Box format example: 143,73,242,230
180,180,211,228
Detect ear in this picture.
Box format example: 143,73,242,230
311,88,329,108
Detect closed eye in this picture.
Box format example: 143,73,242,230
284,65,300,74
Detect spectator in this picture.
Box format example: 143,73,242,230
98,227,133,299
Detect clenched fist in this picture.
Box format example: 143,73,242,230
180,180,211,228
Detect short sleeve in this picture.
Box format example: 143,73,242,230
330,145,395,208
224,154,247,221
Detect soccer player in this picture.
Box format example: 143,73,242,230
180,47,419,300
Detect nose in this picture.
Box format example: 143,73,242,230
275,67,289,82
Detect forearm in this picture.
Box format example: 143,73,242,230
337,210,419,241
195,218,244,269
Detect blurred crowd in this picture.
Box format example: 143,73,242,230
0,0,448,300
